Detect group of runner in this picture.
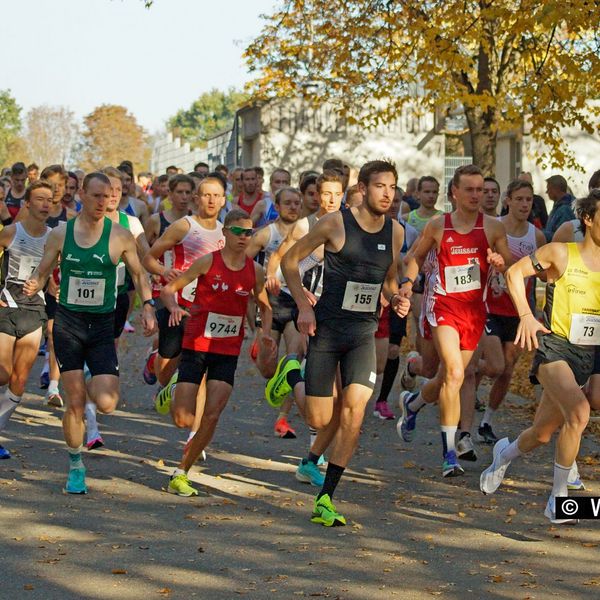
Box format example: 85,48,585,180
0,157,599,527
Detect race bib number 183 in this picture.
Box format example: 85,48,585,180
445,264,481,293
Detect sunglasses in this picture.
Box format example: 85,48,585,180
225,225,254,237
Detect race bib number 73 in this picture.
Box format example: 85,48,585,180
569,313,600,345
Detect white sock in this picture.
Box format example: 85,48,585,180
407,391,426,412
172,467,187,478
85,401,100,440
41,353,50,375
309,427,317,448
481,406,496,427
499,437,522,464
551,462,571,499
187,430,196,442
441,425,457,454
48,380,60,396
67,445,84,469
0,389,22,430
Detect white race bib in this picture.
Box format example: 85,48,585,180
181,280,196,303
163,250,173,270
67,277,105,306
569,313,600,345
445,264,481,293
116,263,126,287
341,281,380,312
204,313,242,338
18,256,40,281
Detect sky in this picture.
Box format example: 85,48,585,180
3,0,277,133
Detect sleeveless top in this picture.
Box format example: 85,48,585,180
5,190,24,220
264,223,285,270
151,211,175,299
46,206,68,229
237,192,262,216
173,216,225,307
1,222,50,309
59,217,117,314
256,199,279,228
487,222,536,316
182,251,256,355
544,243,600,345
407,209,442,234
431,212,490,304
116,211,131,295
315,210,393,332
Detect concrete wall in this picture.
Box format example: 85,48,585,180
151,132,206,174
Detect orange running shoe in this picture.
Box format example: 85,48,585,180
274,416,296,439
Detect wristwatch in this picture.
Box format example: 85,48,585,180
400,276,414,286
143,298,156,308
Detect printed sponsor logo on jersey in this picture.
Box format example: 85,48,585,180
221,283,229,291
450,246,479,255
377,244,386,250
65,253,80,262
235,289,250,296
566,284,586,295
93,253,105,264
446,236,454,242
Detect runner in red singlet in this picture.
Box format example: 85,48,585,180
236,167,263,215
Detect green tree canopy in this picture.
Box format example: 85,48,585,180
0,89,22,167
168,87,248,147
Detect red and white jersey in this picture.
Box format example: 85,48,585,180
173,216,225,307
182,251,256,355
486,222,536,316
430,212,490,304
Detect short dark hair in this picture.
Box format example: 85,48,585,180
417,175,439,191
483,176,500,191
357,160,397,187
118,163,134,178
207,171,227,192
27,163,39,172
11,162,26,176
254,166,264,178
588,169,600,191
546,174,568,193
452,164,483,187
275,186,301,204
316,170,343,193
67,171,79,187
506,179,533,198
576,189,600,228
82,172,111,191
194,162,209,171
166,165,178,173
300,174,318,194
168,174,194,192
157,174,169,184
224,208,251,227
323,158,344,173
40,164,68,182
25,179,53,201
243,167,258,176
215,164,228,175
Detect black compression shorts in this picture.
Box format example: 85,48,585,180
178,349,238,386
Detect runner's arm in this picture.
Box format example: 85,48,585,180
142,219,187,280
245,227,268,260
487,218,514,271
250,200,266,227
535,227,547,248
24,226,64,295
0,223,15,250
551,221,573,243
384,222,411,317
253,263,273,337
400,218,439,296
144,213,160,246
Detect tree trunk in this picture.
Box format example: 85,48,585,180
463,105,497,176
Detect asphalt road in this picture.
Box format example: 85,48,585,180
1,324,599,599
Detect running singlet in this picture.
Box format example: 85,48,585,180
59,217,117,314
172,216,225,307
407,209,442,234
315,209,393,332
431,212,490,304
151,211,174,299
5,190,24,220
263,223,285,269
544,243,600,345
237,192,263,216
486,222,536,316
1,222,50,309
255,199,279,228
116,211,131,294
46,207,68,229
182,251,256,355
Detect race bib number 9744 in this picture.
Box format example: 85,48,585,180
204,313,243,338
341,281,380,312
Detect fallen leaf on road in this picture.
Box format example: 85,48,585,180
111,569,127,575
457,512,466,518
582,542,598,548
507,508,517,516
403,461,416,468
158,588,171,595
23,585,34,591
489,575,504,583
156,459,165,467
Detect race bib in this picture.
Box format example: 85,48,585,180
341,281,380,312
18,256,40,281
445,264,481,293
569,313,600,345
163,250,173,270
67,277,105,306
116,262,126,287
181,280,196,303
204,313,242,338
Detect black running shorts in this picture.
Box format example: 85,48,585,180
53,305,118,376
113,293,130,339
156,306,187,359
389,310,407,346
178,349,238,386
305,322,376,397
269,291,297,333
485,313,520,344
0,306,47,339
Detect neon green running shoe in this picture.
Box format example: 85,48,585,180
155,371,178,415
310,493,346,527
265,354,301,408
167,473,199,497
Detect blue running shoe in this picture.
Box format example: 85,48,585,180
0,445,11,459
442,450,464,478
397,391,419,442
39,371,50,390
296,459,325,487
65,467,87,494
567,462,585,491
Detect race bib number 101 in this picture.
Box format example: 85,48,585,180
67,277,105,306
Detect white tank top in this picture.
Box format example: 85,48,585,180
263,223,285,269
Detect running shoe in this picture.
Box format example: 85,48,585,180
311,494,346,527
567,462,585,491
317,454,326,466
373,400,395,420
457,433,478,461
124,320,135,333
442,450,464,477
544,495,579,525
265,354,300,408
479,437,511,494
274,416,296,439
296,459,325,486
249,338,259,363
143,348,158,385
155,372,177,415
86,436,104,451
168,473,199,497
39,371,50,390
475,396,486,412
0,445,11,459
397,390,419,442
400,351,419,390
65,467,87,494
477,423,498,445
38,341,47,356
47,392,64,408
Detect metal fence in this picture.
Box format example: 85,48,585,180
444,156,473,211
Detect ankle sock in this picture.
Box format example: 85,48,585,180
441,425,457,455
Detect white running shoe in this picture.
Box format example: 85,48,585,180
479,437,510,495
457,433,478,461
567,462,585,490
544,495,579,525
400,351,419,390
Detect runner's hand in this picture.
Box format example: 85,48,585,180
23,276,41,296
142,309,158,336
168,306,190,327
0,298,6,308
265,276,280,296
487,248,505,270
297,305,317,336
163,268,182,283
514,313,550,351
391,294,411,318
302,287,317,307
